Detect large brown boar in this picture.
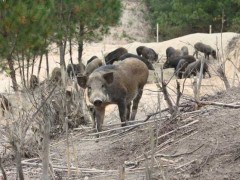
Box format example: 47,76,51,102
77,58,149,132
193,42,216,60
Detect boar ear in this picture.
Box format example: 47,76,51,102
77,75,87,88
103,72,114,84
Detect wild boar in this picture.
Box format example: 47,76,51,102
30,75,39,90
105,47,128,64
77,58,149,132
183,60,211,78
87,56,98,65
193,42,216,59
175,59,189,79
180,46,189,56
119,53,155,70
84,58,103,76
0,94,12,116
136,46,158,63
66,62,85,78
51,67,61,84
163,55,196,70
166,47,181,60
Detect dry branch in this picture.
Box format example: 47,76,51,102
217,65,230,89
157,120,199,141
196,101,240,108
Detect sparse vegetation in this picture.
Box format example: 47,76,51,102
145,0,240,40
0,0,240,179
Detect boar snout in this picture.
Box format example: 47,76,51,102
93,99,103,106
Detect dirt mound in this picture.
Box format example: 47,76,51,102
26,86,238,180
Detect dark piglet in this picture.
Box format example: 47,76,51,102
105,47,128,64
163,55,196,70
119,53,154,70
30,75,39,90
0,94,12,116
77,58,149,132
51,67,62,84
166,47,181,60
183,60,211,78
175,59,189,79
193,42,216,59
67,63,85,78
180,46,189,56
136,46,158,63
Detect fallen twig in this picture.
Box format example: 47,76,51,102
175,159,197,170
197,100,240,108
157,120,199,141
21,158,117,173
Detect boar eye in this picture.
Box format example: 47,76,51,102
102,84,105,88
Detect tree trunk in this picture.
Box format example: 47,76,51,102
17,54,23,87
0,157,7,180
46,51,49,79
21,52,26,88
69,38,73,65
37,54,43,80
7,55,18,91
26,57,30,88
41,93,51,180
14,145,24,180
59,41,66,86
78,23,84,64
31,55,35,77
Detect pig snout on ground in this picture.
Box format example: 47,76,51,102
77,58,149,132
136,46,158,63
163,55,196,70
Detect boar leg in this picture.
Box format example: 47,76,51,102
118,100,127,126
126,102,131,121
130,88,143,120
94,107,105,132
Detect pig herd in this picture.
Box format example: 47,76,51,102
65,42,215,133
24,42,217,133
